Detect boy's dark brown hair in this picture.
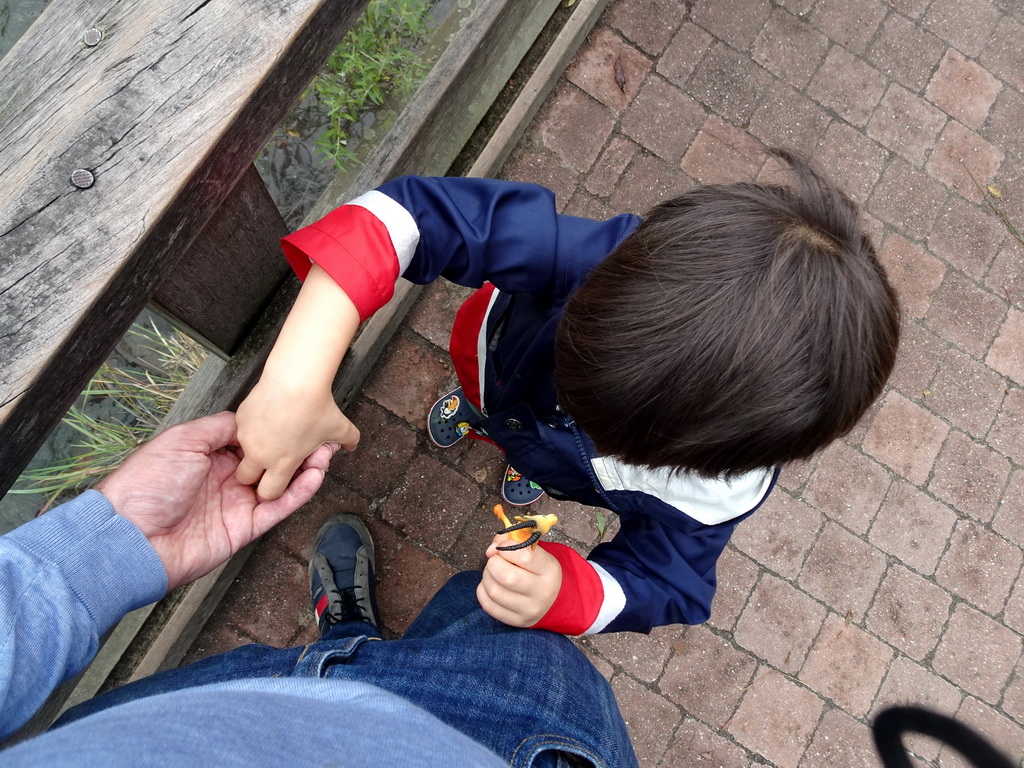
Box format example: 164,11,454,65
555,150,900,477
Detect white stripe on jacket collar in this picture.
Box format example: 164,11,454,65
590,457,774,525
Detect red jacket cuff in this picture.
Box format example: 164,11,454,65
532,542,604,635
280,205,400,322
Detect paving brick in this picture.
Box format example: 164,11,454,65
585,135,638,198
981,16,1024,93
984,87,1024,164
889,0,931,18
777,0,815,15
952,696,1024,766
604,0,689,56
582,624,677,684
869,479,957,575
406,279,472,349
813,121,888,205
686,41,774,125
662,718,752,768
866,84,949,168
993,469,1024,549
807,47,887,128
867,563,953,661
328,399,421,503
868,158,947,240
933,603,1022,704
928,195,1008,280
380,453,481,553
888,320,946,398
1000,656,1024,726
926,49,1003,130
184,621,255,666
927,120,1005,203
611,673,682,766
800,613,893,716
932,429,1011,519
1005,577,1024,636
936,519,1021,614
987,241,1024,310
923,348,1007,439
777,455,817,493
926,270,1007,358
376,540,457,634
691,0,773,51
751,7,830,88
680,115,765,184
565,27,652,114
988,309,1024,386
363,329,454,426
730,490,822,580
922,0,1002,58
564,189,617,221
658,624,758,727
620,75,706,164
748,82,832,152
867,12,947,92
499,145,579,206
809,0,887,53
219,544,310,647
798,522,887,620
804,442,890,535
536,82,616,174
657,22,713,88
708,546,759,631
878,232,946,320
728,667,823,768
862,391,950,484
608,150,694,215
871,656,963,759
799,707,879,768
734,573,827,673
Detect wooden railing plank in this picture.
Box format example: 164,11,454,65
0,0,369,497
151,165,291,358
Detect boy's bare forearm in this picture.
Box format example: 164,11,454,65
262,264,360,391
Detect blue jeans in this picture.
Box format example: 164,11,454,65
58,572,638,768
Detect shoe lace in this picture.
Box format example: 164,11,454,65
324,585,368,625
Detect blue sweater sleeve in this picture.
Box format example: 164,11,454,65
0,490,167,739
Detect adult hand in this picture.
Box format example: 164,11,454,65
97,411,332,591
476,536,562,627
235,379,360,501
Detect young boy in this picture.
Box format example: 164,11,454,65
235,151,900,636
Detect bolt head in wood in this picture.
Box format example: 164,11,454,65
83,28,102,46
70,169,95,189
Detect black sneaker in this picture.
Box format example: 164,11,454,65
309,514,380,637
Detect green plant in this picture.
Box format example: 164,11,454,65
10,323,206,510
311,0,431,168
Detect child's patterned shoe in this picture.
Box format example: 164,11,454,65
427,387,478,448
502,465,546,506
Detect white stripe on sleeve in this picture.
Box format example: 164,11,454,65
583,563,627,635
347,190,421,275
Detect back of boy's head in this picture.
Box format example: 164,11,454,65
555,149,900,477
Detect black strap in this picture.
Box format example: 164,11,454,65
873,706,1015,768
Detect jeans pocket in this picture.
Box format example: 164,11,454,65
511,735,609,768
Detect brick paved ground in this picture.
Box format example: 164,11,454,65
186,1,1024,765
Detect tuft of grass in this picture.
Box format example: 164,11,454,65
311,0,431,168
10,323,206,510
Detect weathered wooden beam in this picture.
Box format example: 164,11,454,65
151,165,291,358
0,0,369,497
